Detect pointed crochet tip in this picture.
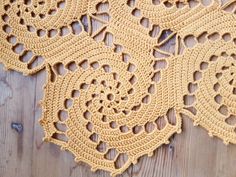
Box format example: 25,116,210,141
60,146,66,151
22,72,28,76
193,121,199,127
208,132,213,137
111,170,121,177
42,83,47,89
147,151,154,157
38,118,44,125
110,172,116,177
74,157,81,163
91,166,98,172
223,140,229,146
164,140,170,144
132,159,138,165
38,100,43,106
43,136,51,142
177,128,182,134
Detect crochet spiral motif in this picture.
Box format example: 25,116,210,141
1,0,236,176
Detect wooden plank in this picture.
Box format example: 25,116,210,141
0,64,37,177
1,0,236,177
2,66,236,177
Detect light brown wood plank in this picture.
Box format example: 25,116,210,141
1,0,236,177
0,64,36,177
1,66,236,177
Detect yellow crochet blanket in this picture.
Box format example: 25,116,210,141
1,0,236,176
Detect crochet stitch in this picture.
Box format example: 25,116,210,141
1,0,236,176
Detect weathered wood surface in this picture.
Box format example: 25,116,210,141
1,63,236,177
1,0,236,176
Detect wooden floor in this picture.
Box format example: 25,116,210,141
1,0,236,176
1,65,236,177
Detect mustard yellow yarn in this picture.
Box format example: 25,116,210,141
1,0,236,176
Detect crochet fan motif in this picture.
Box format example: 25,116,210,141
1,0,236,176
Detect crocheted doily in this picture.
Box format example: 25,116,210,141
1,0,236,176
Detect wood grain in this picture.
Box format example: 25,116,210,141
1,64,236,177
1,1,236,176
1,61,236,177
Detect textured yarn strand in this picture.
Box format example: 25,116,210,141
1,0,236,176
